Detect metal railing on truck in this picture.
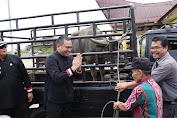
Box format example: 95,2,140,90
0,5,136,118
0,4,137,82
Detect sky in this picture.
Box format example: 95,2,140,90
0,0,173,52
0,0,173,20
0,0,108,51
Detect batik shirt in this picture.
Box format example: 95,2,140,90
125,77,163,118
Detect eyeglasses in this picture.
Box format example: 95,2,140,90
0,45,7,49
150,46,163,50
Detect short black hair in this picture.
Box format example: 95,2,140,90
152,35,168,48
56,35,71,45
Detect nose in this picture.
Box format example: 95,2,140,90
68,48,72,52
151,48,155,51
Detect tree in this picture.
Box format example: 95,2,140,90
22,41,54,55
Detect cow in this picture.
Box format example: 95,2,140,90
71,27,113,81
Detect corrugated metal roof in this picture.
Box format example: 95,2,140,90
159,4,177,22
96,0,177,25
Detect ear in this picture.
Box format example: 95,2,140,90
138,69,143,76
56,44,60,48
165,45,168,51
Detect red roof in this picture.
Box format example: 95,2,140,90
96,0,177,26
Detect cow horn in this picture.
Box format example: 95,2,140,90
89,38,109,46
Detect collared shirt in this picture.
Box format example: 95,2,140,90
151,52,177,101
125,77,163,118
45,51,82,104
0,54,32,108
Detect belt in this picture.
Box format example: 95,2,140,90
163,99,177,105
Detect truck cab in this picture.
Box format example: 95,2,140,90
140,24,177,62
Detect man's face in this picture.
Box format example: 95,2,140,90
57,40,72,57
126,44,130,49
151,41,168,59
0,45,7,57
131,69,142,83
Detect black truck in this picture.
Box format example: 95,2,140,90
0,4,137,118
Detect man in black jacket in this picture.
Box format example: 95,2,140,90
45,35,83,118
0,41,33,118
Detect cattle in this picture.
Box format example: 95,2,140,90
71,27,113,81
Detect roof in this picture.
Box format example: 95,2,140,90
96,0,177,26
159,3,177,23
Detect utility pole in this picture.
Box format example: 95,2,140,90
7,0,14,54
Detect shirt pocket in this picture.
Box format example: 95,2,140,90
6,62,21,80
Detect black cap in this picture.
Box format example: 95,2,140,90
125,57,152,72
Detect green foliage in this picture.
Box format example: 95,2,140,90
7,51,13,54
22,41,54,54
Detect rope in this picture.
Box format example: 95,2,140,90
100,31,129,118
100,101,115,118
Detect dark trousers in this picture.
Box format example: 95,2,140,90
47,101,72,118
0,103,26,118
163,101,177,118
